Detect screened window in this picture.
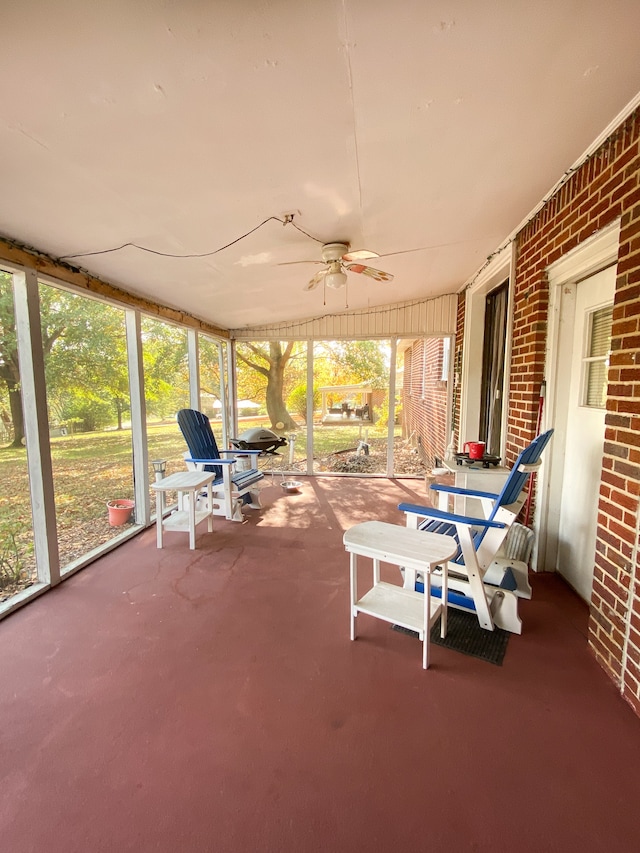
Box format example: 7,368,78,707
583,304,613,408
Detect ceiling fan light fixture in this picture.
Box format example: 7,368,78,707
325,262,347,289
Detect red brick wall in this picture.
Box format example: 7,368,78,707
508,108,640,714
402,338,449,466
452,293,465,447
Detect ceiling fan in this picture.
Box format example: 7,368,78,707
281,242,394,291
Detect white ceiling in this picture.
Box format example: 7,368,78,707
1,1,640,331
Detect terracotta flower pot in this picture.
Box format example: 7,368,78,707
106,499,135,526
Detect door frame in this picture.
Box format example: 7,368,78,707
536,220,620,574
459,244,514,456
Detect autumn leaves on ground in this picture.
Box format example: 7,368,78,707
0,420,426,602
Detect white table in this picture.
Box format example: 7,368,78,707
343,521,458,669
437,461,509,516
151,470,216,549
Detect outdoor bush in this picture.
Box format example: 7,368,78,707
60,397,113,432
0,519,30,592
374,399,401,429
287,383,320,424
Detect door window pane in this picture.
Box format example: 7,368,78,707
479,281,508,454
584,305,613,408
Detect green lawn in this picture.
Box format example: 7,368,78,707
0,417,403,596
0,421,188,594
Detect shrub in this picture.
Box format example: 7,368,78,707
287,384,320,424
0,520,30,593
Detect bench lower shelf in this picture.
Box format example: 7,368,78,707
163,509,211,532
354,582,442,638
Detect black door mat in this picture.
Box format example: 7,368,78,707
392,609,510,665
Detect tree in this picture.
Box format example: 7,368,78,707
0,274,68,446
198,335,222,401
315,340,389,389
0,273,22,446
140,316,190,419
235,341,300,433
0,275,137,445
44,291,131,431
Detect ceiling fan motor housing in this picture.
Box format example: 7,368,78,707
321,242,350,262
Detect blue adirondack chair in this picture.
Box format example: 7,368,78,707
398,429,554,632
177,408,265,522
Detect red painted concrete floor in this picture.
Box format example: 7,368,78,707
1,478,639,853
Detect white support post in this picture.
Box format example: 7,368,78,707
306,340,314,476
218,341,229,450
445,333,455,453
387,338,397,477
125,310,150,525
187,329,200,410
227,340,238,445
12,268,60,585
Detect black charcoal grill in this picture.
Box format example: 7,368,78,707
231,427,287,454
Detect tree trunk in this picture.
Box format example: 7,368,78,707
235,341,298,434
266,369,297,433
7,381,24,447
266,342,297,433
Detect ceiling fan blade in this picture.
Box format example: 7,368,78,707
278,259,324,266
342,248,380,262
345,263,394,283
304,270,326,291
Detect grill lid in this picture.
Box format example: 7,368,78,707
231,427,288,452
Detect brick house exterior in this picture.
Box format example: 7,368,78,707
455,107,640,715
401,337,450,467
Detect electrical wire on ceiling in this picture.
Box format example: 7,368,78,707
57,214,324,261
58,108,629,273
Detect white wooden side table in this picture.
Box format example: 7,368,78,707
151,470,216,550
437,461,510,516
343,521,458,669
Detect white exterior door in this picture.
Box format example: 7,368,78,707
555,267,615,600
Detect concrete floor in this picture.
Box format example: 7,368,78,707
1,477,639,852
